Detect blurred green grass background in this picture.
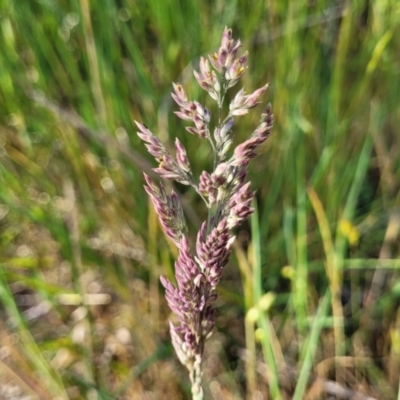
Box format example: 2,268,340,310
0,0,399,399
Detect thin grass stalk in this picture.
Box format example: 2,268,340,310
295,140,308,336
251,204,283,399
234,243,256,398
63,180,98,399
293,289,331,400
79,0,107,129
307,186,345,385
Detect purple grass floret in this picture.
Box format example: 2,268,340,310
135,27,273,400
199,171,217,204
143,173,187,247
172,83,211,138
135,121,194,185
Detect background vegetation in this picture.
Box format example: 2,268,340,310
0,0,399,399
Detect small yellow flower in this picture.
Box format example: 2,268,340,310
246,307,260,323
255,328,265,342
339,219,360,246
259,292,276,312
281,265,295,280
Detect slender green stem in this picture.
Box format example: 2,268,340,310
293,290,331,400
251,203,282,399
193,184,210,208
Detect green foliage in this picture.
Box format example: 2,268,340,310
0,0,399,398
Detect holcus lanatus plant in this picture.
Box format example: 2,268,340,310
135,27,273,399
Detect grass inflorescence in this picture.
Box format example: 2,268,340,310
0,1,399,399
